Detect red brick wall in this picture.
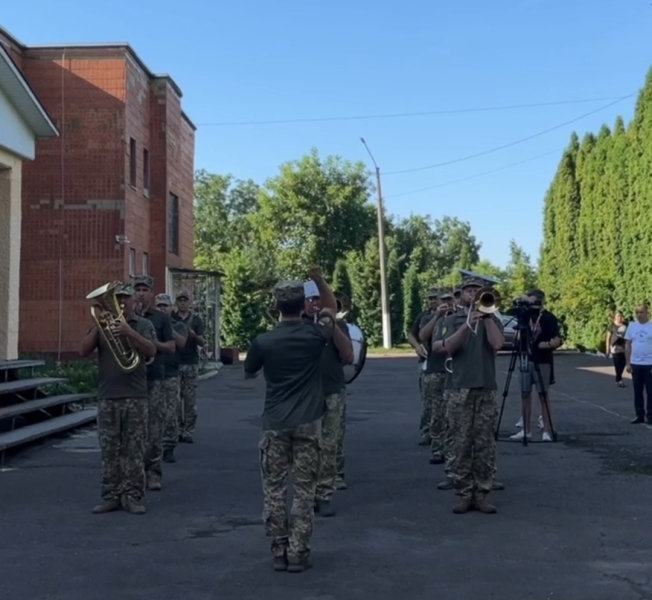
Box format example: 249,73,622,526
124,54,153,284
19,50,128,354
14,45,196,355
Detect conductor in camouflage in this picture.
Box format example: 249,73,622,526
432,277,505,514
244,275,337,573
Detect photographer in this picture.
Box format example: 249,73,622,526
509,289,562,442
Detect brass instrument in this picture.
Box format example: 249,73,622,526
466,286,502,334
86,281,142,373
335,292,350,319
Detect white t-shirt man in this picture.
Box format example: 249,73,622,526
624,321,652,365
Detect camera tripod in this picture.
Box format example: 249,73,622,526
495,324,557,446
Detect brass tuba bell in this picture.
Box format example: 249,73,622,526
86,281,142,372
335,292,351,320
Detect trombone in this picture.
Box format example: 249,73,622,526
466,286,501,335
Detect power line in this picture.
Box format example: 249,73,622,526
195,96,626,127
384,148,565,200
384,93,636,176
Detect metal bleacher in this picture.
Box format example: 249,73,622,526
0,360,97,464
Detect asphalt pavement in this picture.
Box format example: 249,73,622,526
1,352,651,600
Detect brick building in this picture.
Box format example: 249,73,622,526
0,27,196,357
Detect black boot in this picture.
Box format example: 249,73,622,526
163,448,176,463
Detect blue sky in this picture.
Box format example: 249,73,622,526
3,0,651,267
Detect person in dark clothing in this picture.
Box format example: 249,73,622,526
510,289,562,442
606,311,627,387
244,277,336,573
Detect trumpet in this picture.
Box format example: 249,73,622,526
465,286,501,334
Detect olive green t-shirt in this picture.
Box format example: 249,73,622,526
411,310,434,364
97,316,156,400
244,320,333,430
438,312,503,390
425,317,448,374
321,319,351,394
164,321,187,379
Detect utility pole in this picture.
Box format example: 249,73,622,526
360,137,392,349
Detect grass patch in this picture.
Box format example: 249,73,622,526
367,344,416,355
19,356,98,396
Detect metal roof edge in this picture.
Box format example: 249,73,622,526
0,43,59,138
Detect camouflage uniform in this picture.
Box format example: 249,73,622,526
335,399,346,487
179,364,199,438
416,311,435,439
162,377,181,449
446,388,498,497
93,282,155,514
250,281,327,567
260,419,322,562
436,278,502,511
98,397,149,502
145,380,167,478
315,390,346,501
426,372,447,459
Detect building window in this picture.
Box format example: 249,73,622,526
143,252,149,275
168,193,179,255
143,148,150,197
129,138,137,187
129,248,136,276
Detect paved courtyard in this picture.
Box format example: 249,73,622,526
1,352,651,600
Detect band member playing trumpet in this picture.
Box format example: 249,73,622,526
408,287,440,446
133,276,175,491
244,278,336,573
418,290,455,465
432,277,504,514
79,282,157,515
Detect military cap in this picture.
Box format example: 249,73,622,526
460,277,486,290
427,287,439,298
115,282,135,296
274,280,305,301
155,293,172,305
132,275,154,289
176,289,192,300
439,288,454,299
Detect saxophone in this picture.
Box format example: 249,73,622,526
86,281,141,372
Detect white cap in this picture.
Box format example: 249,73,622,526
303,280,320,298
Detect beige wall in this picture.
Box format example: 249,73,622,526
0,149,21,360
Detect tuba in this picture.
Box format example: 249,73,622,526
335,293,368,384
86,281,142,373
466,286,502,334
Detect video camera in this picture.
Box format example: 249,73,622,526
512,296,543,329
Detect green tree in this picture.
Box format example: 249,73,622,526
403,263,422,338
347,238,382,346
253,149,377,278
387,247,404,343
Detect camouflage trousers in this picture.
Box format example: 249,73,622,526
179,364,199,438
336,394,346,483
447,388,498,498
97,397,148,501
259,418,322,560
424,372,447,459
316,389,346,501
145,380,166,478
162,376,181,449
418,365,430,436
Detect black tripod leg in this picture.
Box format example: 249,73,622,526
533,361,557,442
495,346,518,441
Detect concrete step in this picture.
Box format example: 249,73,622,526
0,377,67,396
0,393,95,420
0,408,98,452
